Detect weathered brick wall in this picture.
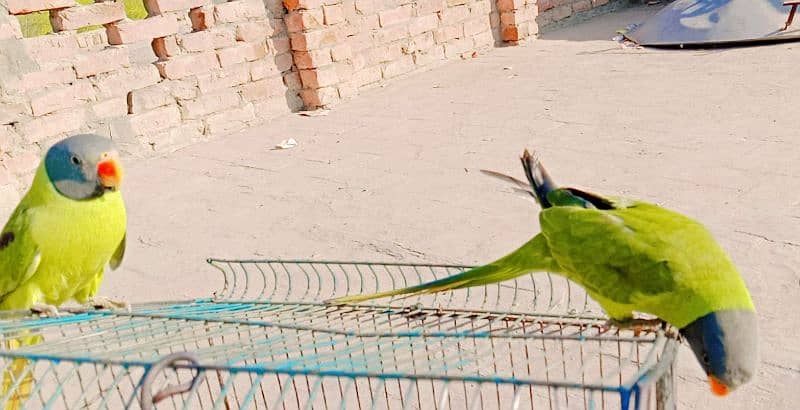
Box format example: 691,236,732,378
286,0,501,108
0,0,299,216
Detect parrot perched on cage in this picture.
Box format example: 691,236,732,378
328,149,758,397
0,134,128,409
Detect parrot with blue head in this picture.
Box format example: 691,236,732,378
0,134,128,409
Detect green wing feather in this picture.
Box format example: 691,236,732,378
109,233,126,270
0,205,41,305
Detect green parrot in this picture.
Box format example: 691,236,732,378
0,134,127,409
328,149,758,397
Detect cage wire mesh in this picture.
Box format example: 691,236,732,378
0,260,679,410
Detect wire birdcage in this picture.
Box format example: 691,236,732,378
0,259,679,410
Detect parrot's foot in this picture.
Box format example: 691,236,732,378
30,303,61,317
601,317,666,336
87,297,131,313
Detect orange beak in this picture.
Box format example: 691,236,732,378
708,375,729,397
97,157,123,189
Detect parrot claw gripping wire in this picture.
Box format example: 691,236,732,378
140,352,202,410
87,296,132,313
30,303,60,317
601,317,668,336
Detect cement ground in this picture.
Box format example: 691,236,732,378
89,4,798,409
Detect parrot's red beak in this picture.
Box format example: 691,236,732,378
97,156,123,190
708,375,729,397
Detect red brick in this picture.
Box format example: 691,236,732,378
408,14,439,36
290,28,339,51
285,10,325,32
283,0,324,12
6,0,74,14
500,11,517,26
299,65,338,88
106,15,180,45
30,81,94,117
214,0,266,23
156,51,220,79
378,5,412,27
322,4,344,25
236,21,268,41
501,25,518,41
144,0,210,14
496,0,524,12
51,2,125,31
152,36,181,59
189,5,215,30
293,48,332,69
74,47,130,78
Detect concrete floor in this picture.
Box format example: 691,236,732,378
97,4,798,409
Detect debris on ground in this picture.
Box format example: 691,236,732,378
273,138,298,150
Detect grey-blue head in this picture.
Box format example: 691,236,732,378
680,310,759,396
44,134,123,200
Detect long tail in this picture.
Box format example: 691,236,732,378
1,333,41,410
326,235,558,305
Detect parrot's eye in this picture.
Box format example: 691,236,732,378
71,156,82,165
702,352,710,365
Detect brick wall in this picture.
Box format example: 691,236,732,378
0,0,624,219
285,0,499,108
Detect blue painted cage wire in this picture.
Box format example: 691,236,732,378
0,259,680,409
